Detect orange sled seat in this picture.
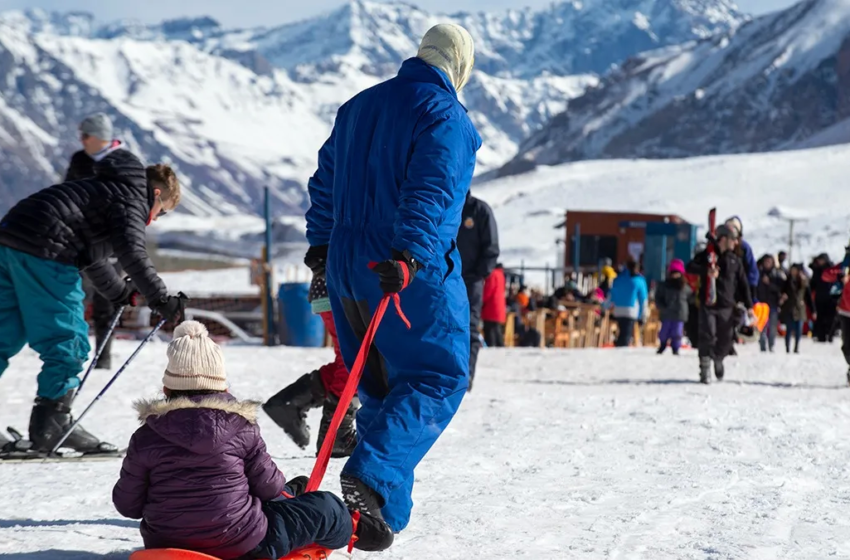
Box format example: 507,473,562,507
129,545,334,560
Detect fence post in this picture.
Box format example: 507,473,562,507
263,187,277,346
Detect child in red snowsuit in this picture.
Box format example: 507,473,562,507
263,275,357,457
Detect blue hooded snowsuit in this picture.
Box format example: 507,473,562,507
305,57,482,532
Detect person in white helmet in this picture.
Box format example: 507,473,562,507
303,23,480,550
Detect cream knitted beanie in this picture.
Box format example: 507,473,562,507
416,23,475,92
163,321,227,392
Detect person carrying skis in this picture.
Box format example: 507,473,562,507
780,263,814,354
112,321,370,559
457,190,500,391
263,274,357,458
303,23,480,549
654,259,691,355
68,113,131,370
0,155,186,453
687,224,754,384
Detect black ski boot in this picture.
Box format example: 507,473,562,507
341,475,394,551
263,370,325,449
317,394,358,458
699,357,711,385
714,359,725,381
28,390,117,453
94,330,112,370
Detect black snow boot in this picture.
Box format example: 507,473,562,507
699,357,712,385
28,390,117,453
263,370,325,449
341,475,394,551
657,343,666,355
317,394,358,458
714,359,725,381
94,330,112,370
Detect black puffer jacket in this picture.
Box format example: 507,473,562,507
0,150,166,304
457,192,500,283
64,150,96,182
654,276,692,322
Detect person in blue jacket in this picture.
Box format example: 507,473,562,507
725,216,759,297
303,23,480,551
609,259,649,347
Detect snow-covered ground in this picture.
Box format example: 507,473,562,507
2,339,850,558
476,144,850,274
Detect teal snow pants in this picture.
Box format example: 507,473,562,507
0,246,90,399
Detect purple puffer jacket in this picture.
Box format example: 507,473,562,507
113,393,286,559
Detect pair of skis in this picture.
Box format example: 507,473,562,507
706,208,718,306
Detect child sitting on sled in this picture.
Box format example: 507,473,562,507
113,321,358,559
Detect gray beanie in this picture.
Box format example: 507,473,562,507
79,113,113,141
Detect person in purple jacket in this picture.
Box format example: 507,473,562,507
112,321,385,558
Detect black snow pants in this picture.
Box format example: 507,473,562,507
698,306,735,361
465,279,484,388
814,300,837,342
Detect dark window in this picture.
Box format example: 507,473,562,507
567,235,618,267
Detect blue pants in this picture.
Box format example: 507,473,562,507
248,492,351,559
326,228,468,532
658,320,684,352
785,320,803,352
759,309,779,352
0,246,90,399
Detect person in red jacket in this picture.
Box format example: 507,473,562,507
482,264,507,348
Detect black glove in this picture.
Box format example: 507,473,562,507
371,249,420,294
304,245,329,278
638,319,645,327
151,293,188,323
285,475,309,497
111,277,140,307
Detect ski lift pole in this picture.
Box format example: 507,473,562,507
76,304,126,398
264,186,276,346
51,317,167,454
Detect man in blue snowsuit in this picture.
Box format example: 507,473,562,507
303,23,480,551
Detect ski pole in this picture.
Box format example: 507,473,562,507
76,305,126,397
51,317,167,454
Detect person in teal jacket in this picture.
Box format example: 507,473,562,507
609,259,649,347
303,23,480,550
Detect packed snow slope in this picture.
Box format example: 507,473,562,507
499,0,850,175
0,0,745,216
2,340,850,558
477,143,850,270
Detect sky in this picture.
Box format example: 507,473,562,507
0,0,798,28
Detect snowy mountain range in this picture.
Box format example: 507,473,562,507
0,0,744,218
500,0,850,175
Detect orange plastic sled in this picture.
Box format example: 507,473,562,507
753,302,770,333
129,545,333,560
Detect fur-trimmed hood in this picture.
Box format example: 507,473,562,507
134,393,262,455
134,395,260,424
